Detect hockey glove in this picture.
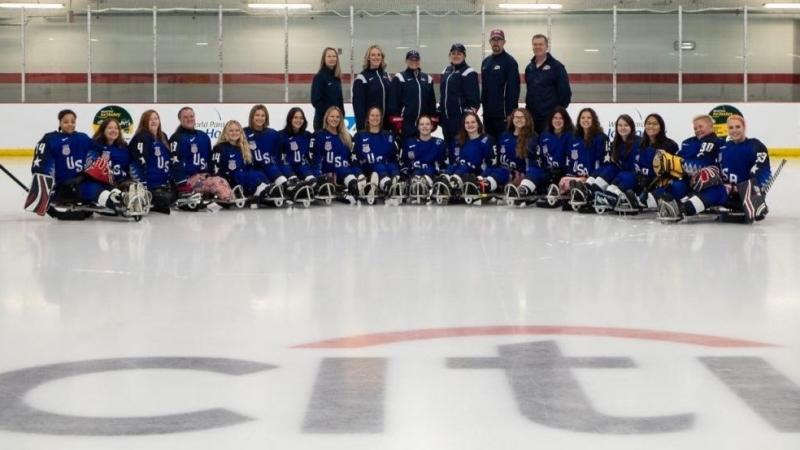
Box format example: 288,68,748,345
653,149,684,178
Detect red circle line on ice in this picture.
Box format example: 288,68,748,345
292,325,777,349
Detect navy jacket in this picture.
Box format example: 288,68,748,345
481,50,520,119
352,68,392,130
310,67,345,130
438,61,480,122
524,53,571,123
389,68,437,136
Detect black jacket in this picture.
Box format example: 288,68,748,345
310,67,344,130
524,53,571,123
481,50,520,119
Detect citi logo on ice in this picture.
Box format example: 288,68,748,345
0,326,796,436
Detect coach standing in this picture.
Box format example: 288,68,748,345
481,29,520,140
525,34,571,134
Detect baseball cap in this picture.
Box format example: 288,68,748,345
450,43,466,54
406,50,421,61
489,29,505,41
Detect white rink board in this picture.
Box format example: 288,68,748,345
0,102,798,151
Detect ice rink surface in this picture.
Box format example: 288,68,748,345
0,159,798,449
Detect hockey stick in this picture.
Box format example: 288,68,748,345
763,158,787,195
0,163,29,192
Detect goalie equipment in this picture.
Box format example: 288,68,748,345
690,166,722,192
84,154,114,185
24,173,54,216
737,178,768,223
652,149,684,178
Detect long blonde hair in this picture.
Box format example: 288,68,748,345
217,120,252,165
323,106,352,148
319,47,341,78
362,44,386,71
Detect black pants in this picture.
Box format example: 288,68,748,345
483,116,507,141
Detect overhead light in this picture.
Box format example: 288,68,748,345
0,3,64,8
248,3,312,9
673,40,696,51
583,48,599,52
195,42,209,46
763,3,800,9
464,44,482,48
498,3,563,10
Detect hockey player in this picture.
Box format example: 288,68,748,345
353,106,402,196
653,114,724,207
25,109,93,218
244,104,292,202
73,118,149,218
312,106,369,203
402,115,447,202
483,108,536,196
169,107,235,205
210,120,274,204
579,114,641,211
388,49,437,139
561,108,609,209
434,112,494,202
128,109,193,214
438,43,480,145
659,115,771,223
353,45,393,131
514,106,574,203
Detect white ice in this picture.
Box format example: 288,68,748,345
0,159,798,450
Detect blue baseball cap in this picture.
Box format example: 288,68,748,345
406,50,420,60
449,43,466,54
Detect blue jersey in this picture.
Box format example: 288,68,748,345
169,127,212,177
605,135,642,172
353,130,398,167
538,130,572,171
278,130,314,167
129,131,184,188
496,132,536,172
450,135,495,173
211,142,252,187
313,129,355,174
86,141,135,184
679,133,723,176
244,127,283,168
31,130,92,186
402,136,446,174
635,138,678,179
568,133,609,177
717,138,771,187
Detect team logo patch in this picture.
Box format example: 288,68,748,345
248,141,256,151
228,160,236,170
324,141,332,151
61,145,70,156
363,144,371,153
407,151,415,159
493,65,501,70
290,141,299,151
543,65,551,70
190,143,198,154
571,149,578,160
154,148,161,157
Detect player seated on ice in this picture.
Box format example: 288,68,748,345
278,107,322,204
353,106,404,200
312,106,373,204
245,104,299,204
169,107,242,208
482,108,535,201
651,114,723,210
401,114,447,204
68,117,150,219
658,115,772,223
511,106,574,206
128,109,200,214
25,109,93,219
211,120,285,207
558,107,608,211
432,112,494,204
582,114,641,213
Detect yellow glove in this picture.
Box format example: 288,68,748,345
653,149,684,178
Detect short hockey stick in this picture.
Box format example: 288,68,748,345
0,163,29,192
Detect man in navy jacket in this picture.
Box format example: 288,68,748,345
524,34,571,134
481,29,520,139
